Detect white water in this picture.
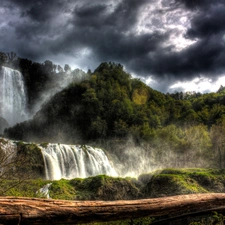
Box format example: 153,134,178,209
40,143,117,180
0,67,28,126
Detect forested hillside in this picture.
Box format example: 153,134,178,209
3,57,225,170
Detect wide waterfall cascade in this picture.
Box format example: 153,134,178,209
40,143,118,180
0,67,28,126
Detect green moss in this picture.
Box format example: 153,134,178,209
142,168,225,197
16,142,45,178
1,179,50,197
160,168,215,175
50,179,76,200
0,175,141,200
1,168,225,224
2,168,225,200
69,175,141,200
145,173,207,197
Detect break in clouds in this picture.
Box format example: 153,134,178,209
1,0,225,92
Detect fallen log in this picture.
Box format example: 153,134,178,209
1,193,225,224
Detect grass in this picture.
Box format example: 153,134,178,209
1,168,225,199
1,168,225,224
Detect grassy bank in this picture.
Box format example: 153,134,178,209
2,168,225,225
3,168,225,199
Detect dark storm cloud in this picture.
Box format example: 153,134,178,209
49,0,165,62
134,34,225,78
179,1,225,78
133,0,225,84
176,0,224,10
1,0,225,92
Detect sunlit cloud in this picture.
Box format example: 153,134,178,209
169,75,225,93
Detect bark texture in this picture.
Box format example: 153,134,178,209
1,193,225,224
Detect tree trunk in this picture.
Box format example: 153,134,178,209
1,194,225,224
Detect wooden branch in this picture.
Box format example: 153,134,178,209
1,193,225,224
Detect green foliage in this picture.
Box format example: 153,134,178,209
50,179,76,200
76,216,154,225
69,175,141,200
16,142,45,177
189,211,225,225
5,62,169,142
1,168,225,224
0,175,141,200
2,171,225,224
212,211,225,224
5,61,225,169
143,168,225,197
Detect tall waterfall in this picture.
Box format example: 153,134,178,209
40,143,117,180
0,66,28,126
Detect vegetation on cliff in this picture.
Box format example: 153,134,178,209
2,169,225,200
3,60,225,170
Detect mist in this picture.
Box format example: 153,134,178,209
30,67,89,117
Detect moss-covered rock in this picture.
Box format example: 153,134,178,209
2,168,225,201
0,175,141,200
16,142,45,178
142,168,225,198
70,175,142,200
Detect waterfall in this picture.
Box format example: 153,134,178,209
0,66,28,126
40,143,117,180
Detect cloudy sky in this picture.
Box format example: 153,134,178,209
1,0,225,93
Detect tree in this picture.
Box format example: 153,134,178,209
184,125,212,167
64,64,71,73
0,52,7,67
7,52,17,62
57,65,63,73
114,119,129,137
44,60,54,73
0,139,37,195
90,117,107,138
210,122,225,169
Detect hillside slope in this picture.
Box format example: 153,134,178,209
5,62,225,170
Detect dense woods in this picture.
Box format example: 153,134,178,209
2,52,225,169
